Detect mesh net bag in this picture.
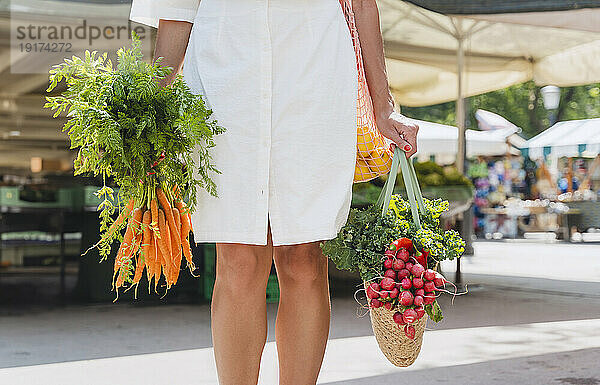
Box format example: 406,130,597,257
339,0,393,183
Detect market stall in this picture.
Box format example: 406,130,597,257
486,119,600,241
411,116,522,164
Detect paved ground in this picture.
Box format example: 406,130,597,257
0,240,599,384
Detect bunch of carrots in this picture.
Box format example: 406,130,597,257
106,184,196,300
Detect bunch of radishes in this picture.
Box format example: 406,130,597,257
366,237,448,339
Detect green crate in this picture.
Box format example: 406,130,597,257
200,243,279,303
266,274,280,303
202,243,216,301
0,186,76,209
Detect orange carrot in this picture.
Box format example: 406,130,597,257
150,198,159,225
158,209,172,286
140,210,152,263
171,207,182,284
117,208,143,289
153,235,162,293
149,198,159,286
174,198,193,235
133,210,152,287
180,209,195,270
113,207,141,287
104,198,135,240
157,186,180,241
145,232,155,291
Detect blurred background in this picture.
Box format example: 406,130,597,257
1,1,599,384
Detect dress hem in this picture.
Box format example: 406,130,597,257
193,227,343,247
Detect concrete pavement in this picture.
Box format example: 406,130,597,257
1,240,599,384
2,319,599,384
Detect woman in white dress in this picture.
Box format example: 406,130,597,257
130,0,418,383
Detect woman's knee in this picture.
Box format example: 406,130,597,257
216,244,270,291
274,243,328,285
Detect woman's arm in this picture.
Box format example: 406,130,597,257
352,0,419,157
154,20,193,87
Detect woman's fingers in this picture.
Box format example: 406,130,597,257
378,112,419,158
394,120,419,158
388,136,413,157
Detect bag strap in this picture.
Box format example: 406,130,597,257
377,146,424,231
408,157,426,216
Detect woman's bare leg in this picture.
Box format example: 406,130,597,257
212,231,274,385
273,242,331,385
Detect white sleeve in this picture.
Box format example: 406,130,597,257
129,0,201,28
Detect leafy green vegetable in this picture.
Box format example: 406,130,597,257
321,194,465,280
44,34,225,259
321,206,402,281
425,301,444,323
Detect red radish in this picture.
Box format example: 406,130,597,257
392,259,405,271
379,290,390,299
371,298,382,308
384,249,395,258
411,263,425,278
383,258,393,269
384,269,397,280
399,291,414,306
389,287,399,299
380,277,395,291
415,250,428,269
397,248,410,262
401,277,412,290
384,302,393,310
405,262,414,272
423,294,435,305
434,275,446,287
404,325,416,339
412,277,424,289
413,295,424,306
370,282,380,291
415,306,425,319
366,285,379,299
398,269,410,279
403,308,418,323
423,269,436,281
393,311,406,325
395,283,403,291
415,288,425,297
424,281,436,293
398,238,413,251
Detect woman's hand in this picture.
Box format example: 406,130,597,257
154,19,194,88
376,111,419,158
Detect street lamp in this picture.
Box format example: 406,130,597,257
541,85,560,126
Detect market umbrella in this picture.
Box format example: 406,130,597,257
379,0,600,171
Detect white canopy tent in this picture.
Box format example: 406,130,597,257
378,0,600,171
522,118,600,159
410,118,521,163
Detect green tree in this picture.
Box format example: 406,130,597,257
401,82,600,139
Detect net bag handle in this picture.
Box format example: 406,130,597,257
376,146,425,230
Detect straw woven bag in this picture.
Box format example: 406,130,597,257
365,282,428,367
339,0,393,183
367,146,429,367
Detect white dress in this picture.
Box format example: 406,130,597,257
130,0,358,246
